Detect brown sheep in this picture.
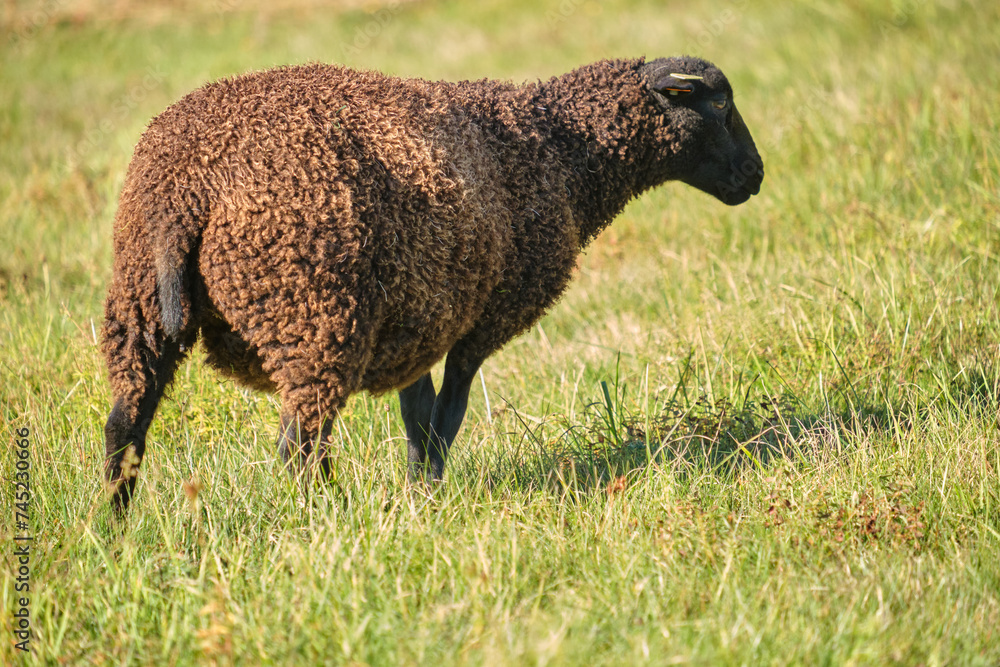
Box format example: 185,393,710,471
102,56,764,514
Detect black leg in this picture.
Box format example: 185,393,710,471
399,373,436,480
277,414,333,483
426,349,484,481
105,337,186,517
105,400,151,518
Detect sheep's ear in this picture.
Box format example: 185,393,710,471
652,72,703,98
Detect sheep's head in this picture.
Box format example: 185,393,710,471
643,56,764,206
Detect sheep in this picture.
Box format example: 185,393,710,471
101,55,764,514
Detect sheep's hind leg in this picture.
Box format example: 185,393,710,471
399,373,436,481
265,313,371,492
105,336,187,518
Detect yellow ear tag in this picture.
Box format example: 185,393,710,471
669,73,704,80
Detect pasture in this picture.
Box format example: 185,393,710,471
2,0,999,663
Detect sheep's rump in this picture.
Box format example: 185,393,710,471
132,64,514,395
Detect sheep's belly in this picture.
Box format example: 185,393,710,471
359,221,511,394
361,293,490,394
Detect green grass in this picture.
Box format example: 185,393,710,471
2,0,1000,663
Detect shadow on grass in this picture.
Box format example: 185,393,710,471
470,366,994,500
943,360,1000,412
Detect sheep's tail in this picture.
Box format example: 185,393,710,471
156,249,186,340
152,191,206,341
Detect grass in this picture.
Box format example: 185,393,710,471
2,0,1000,663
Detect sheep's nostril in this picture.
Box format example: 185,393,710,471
733,156,763,193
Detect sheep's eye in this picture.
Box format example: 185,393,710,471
711,98,728,110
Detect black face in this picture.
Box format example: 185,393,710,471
644,57,764,206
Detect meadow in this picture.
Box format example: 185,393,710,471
2,0,999,663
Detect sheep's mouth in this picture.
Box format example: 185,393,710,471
714,157,764,206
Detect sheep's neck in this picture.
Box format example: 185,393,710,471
527,59,662,247
455,59,665,248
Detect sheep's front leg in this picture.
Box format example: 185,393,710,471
399,373,436,480
277,414,334,484
425,349,484,481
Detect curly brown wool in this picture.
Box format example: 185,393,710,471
101,56,764,514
